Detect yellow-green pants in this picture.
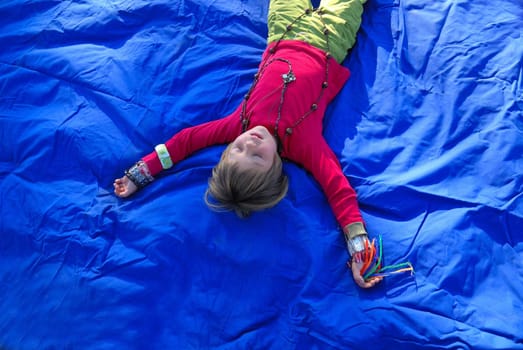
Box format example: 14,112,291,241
267,0,366,63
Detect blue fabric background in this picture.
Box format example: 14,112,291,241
0,0,522,349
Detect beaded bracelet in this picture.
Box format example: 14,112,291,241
125,160,154,189
155,144,173,170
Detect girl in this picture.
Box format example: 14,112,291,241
114,0,382,289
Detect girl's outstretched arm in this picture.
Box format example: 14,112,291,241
115,111,241,197
291,136,382,288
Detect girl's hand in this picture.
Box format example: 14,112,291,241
348,255,383,289
113,175,138,198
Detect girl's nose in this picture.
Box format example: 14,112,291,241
245,140,257,149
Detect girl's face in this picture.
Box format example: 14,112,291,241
228,126,277,173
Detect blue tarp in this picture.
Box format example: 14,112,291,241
1,0,522,349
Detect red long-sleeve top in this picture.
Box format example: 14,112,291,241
143,40,363,229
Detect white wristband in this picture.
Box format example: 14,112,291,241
155,144,173,170
346,235,367,256
343,222,368,256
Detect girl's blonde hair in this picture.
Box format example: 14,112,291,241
205,144,288,218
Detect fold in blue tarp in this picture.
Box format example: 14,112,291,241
0,0,522,349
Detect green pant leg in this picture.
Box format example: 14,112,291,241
267,0,366,63
267,0,313,44
319,0,366,62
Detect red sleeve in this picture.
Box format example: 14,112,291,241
142,112,241,176
294,137,363,229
